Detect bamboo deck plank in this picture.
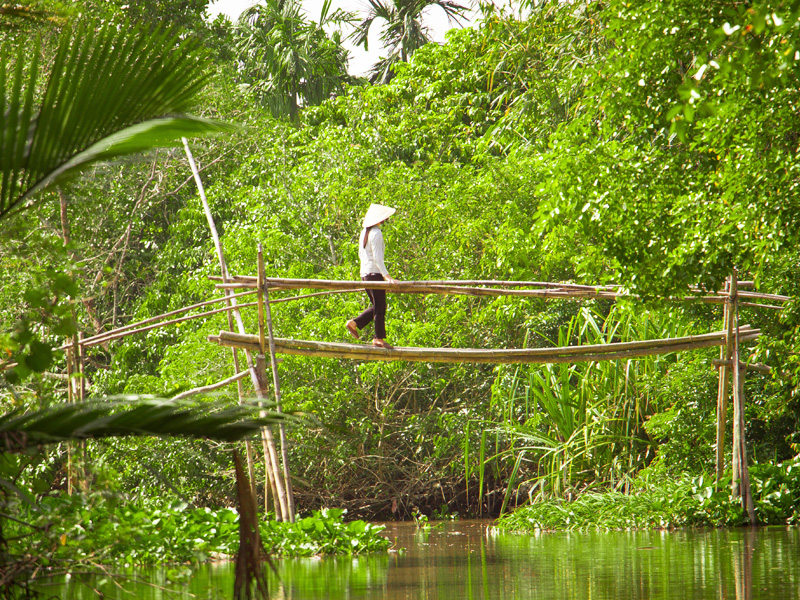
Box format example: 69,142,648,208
208,329,760,365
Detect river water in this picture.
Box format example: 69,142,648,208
37,521,800,599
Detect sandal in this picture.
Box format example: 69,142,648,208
372,339,394,349
345,320,359,339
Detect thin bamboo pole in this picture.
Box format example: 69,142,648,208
254,246,280,517
257,248,267,355
183,139,288,520
260,245,295,521
210,276,623,291
74,301,259,349
66,336,75,496
76,291,257,347
256,354,288,520
77,333,88,493
731,273,744,494
712,359,771,375
261,434,279,518
727,272,755,523
172,370,250,400
215,280,626,300
736,359,757,524
716,277,732,487
211,277,791,303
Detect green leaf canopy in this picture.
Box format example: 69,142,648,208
0,398,296,450
0,20,235,221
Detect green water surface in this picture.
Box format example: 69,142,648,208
35,521,800,599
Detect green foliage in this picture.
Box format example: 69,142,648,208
351,0,468,83
643,361,718,474
263,508,390,556
488,303,699,508
0,19,232,221
536,0,800,298
1,265,78,383
0,398,293,449
2,0,797,530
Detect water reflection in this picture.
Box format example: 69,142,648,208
270,523,799,600
34,522,800,599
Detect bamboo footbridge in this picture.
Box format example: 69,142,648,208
207,275,777,364
5,263,788,525
203,269,784,526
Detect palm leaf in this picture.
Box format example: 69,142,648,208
0,398,298,451
0,20,235,221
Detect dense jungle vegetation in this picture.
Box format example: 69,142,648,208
2,0,800,591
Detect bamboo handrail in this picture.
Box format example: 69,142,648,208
210,277,790,306
215,280,625,299
70,301,259,350
209,275,623,291
78,291,257,347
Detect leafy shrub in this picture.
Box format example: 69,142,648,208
496,455,800,532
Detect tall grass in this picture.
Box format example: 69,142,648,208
471,302,696,514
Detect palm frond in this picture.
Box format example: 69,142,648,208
0,20,234,221
0,398,298,451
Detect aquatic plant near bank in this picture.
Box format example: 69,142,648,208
5,494,389,567
496,456,800,532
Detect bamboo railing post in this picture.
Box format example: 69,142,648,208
729,272,756,523
716,277,733,487
256,246,281,518
731,273,742,495
736,360,757,524
255,353,288,520
260,245,295,521
77,334,88,493
66,339,75,496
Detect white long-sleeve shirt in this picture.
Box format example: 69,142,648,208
359,226,389,276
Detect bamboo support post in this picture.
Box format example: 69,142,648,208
731,274,742,495
260,245,295,521
77,333,88,492
255,247,287,519
716,277,732,487
66,336,75,496
729,273,756,523
256,354,288,520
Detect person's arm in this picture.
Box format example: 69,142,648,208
370,229,397,282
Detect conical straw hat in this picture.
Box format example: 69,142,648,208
362,203,396,228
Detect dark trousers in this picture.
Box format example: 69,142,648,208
353,273,387,339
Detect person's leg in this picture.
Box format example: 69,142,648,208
372,287,387,340
349,274,382,336
352,295,375,331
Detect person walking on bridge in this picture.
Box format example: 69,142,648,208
346,203,398,349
